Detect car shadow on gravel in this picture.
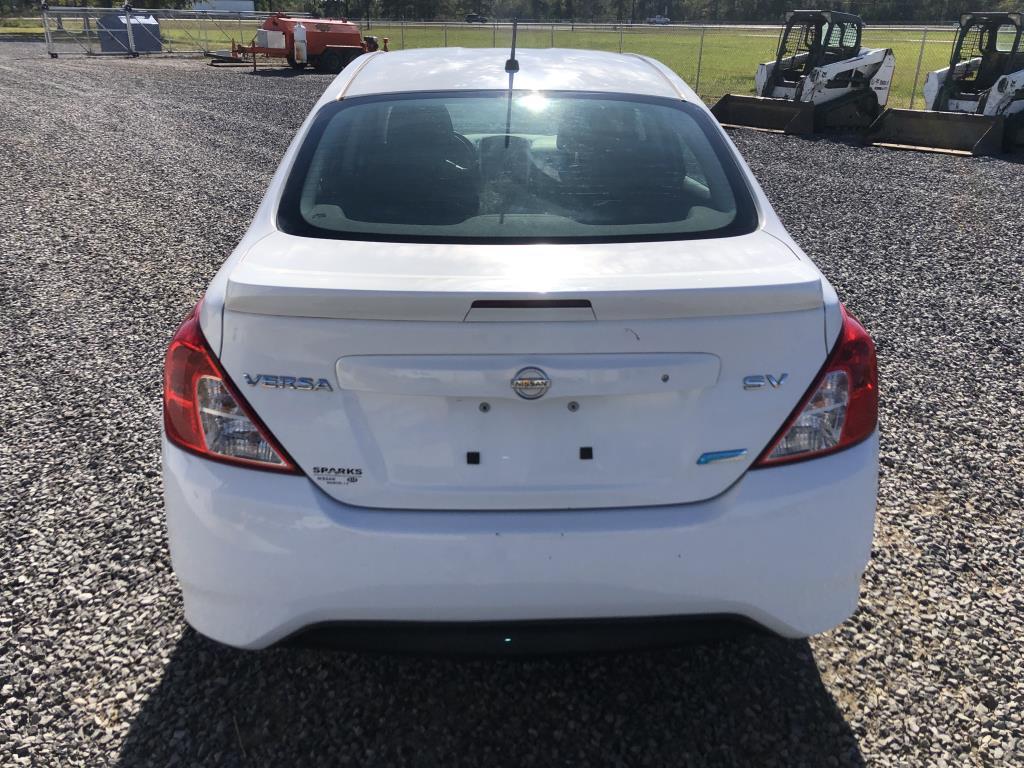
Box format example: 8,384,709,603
117,627,864,767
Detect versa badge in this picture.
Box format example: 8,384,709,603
244,373,333,392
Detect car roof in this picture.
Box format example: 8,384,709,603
330,48,691,101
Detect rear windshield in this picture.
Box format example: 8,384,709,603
278,91,758,244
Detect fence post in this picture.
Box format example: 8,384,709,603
201,12,210,55
492,20,496,47
83,10,92,55
909,28,929,110
41,4,57,57
444,23,447,46
694,25,706,94
618,24,623,53
401,19,405,50
550,23,554,47
123,3,137,56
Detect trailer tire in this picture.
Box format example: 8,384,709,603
287,55,306,71
318,50,343,74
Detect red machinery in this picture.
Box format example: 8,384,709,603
228,15,386,73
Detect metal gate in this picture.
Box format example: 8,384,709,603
41,5,309,58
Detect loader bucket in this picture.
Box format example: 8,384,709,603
864,109,1006,156
711,94,816,136
1005,114,1024,152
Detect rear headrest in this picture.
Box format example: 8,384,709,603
557,103,636,153
555,103,686,185
386,103,454,147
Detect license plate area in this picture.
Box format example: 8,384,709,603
334,353,723,502
356,390,702,491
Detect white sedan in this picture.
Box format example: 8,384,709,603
162,47,879,651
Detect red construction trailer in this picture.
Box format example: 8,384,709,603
228,14,386,73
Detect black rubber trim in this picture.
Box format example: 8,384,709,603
280,615,771,656
470,299,592,309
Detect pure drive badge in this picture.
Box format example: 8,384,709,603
244,373,333,392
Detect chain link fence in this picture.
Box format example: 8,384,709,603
364,20,958,110
41,10,958,110
40,7,309,58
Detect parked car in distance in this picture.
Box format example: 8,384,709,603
647,14,671,23
162,47,879,653
465,13,488,23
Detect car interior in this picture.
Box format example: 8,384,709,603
306,96,737,235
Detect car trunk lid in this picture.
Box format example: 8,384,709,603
215,231,828,510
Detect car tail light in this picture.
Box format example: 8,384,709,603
163,304,300,473
754,306,877,467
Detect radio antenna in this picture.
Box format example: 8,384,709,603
503,18,519,148
505,18,519,73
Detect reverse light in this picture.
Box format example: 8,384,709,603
163,304,300,473
755,306,877,467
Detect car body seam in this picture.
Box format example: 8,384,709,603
622,53,688,99
335,51,383,100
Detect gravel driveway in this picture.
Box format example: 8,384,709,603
1,41,1022,768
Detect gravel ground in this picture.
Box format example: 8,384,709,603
2,41,1022,768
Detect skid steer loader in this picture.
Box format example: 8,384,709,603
711,10,896,135
865,12,1024,155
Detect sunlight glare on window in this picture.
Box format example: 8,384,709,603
517,92,550,113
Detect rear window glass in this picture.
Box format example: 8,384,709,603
278,91,758,244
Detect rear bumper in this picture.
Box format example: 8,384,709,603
162,433,878,650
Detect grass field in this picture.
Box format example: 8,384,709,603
0,17,43,36
23,17,957,109
363,23,957,108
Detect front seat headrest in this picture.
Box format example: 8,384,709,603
386,103,455,148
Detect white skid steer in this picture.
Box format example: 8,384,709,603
865,12,1024,155
712,10,896,135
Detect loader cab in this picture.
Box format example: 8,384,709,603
939,12,1024,106
764,10,864,96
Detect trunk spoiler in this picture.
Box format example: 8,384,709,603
224,280,824,322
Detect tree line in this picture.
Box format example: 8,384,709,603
8,0,1020,23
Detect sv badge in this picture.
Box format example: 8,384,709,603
743,373,788,390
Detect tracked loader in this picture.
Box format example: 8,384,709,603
865,12,1024,155
712,10,896,134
